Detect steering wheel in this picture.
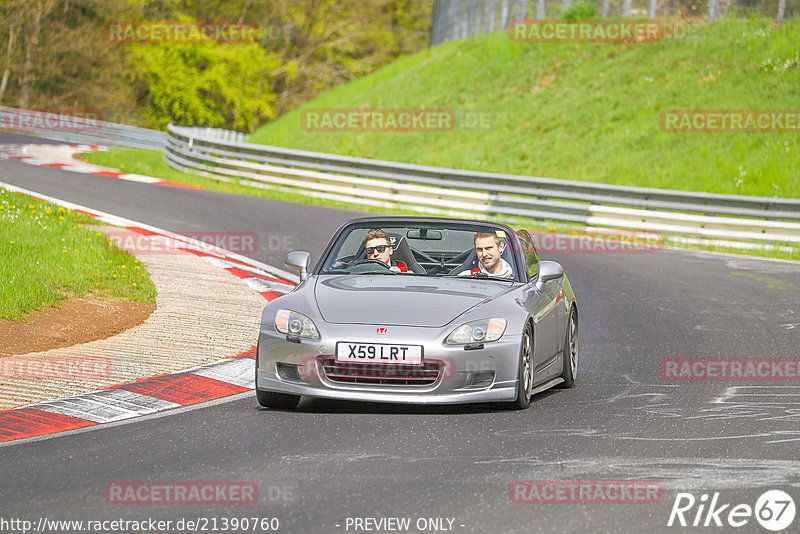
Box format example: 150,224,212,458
348,258,392,272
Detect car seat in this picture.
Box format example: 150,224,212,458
353,232,427,274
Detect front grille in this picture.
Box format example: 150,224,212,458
320,357,442,386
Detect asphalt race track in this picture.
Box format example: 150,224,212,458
2,132,800,534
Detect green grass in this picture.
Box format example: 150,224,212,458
249,16,800,198
0,188,157,320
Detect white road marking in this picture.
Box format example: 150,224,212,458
243,277,292,294
193,358,256,389
27,390,180,424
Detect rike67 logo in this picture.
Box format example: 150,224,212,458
668,490,796,531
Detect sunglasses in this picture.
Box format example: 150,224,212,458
365,245,390,254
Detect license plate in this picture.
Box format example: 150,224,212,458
336,342,423,365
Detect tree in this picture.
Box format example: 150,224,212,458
17,0,57,108
256,0,430,115
0,0,432,130
125,40,282,132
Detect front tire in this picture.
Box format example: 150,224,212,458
510,322,534,410
557,307,578,388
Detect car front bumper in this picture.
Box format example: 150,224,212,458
256,325,522,405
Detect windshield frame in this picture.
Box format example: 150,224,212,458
312,216,525,281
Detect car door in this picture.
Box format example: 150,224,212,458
516,230,561,380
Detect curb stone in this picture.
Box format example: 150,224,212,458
0,181,296,443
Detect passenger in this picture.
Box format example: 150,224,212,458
459,232,513,278
363,229,408,272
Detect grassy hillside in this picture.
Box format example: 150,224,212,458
249,17,800,198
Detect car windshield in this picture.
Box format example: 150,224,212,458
319,221,519,281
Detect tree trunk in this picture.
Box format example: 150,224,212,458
501,0,511,28
469,0,480,36
707,0,719,21
431,0,443,44
19,0,56,109
516,0,528,20
622,0,632,16
0,17,19,105
485,0,496,33
237,0,254,25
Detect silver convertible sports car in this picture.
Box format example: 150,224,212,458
255,216,577,410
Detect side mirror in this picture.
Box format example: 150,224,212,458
285,251,311,281
535,260,564,290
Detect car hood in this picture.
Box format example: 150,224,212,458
314,274,512,327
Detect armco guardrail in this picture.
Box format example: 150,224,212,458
0,106,165,150
164,124,800,245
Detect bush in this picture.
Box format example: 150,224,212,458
562,1,596,20
125,41,281,132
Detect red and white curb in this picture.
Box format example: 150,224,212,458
0,347,257,441
0,143,203,190
0,182,297,443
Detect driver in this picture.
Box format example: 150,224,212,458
459,232,513,278
363,230,408,272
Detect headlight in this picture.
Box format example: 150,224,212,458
275,309,319,340
446,318,507,345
